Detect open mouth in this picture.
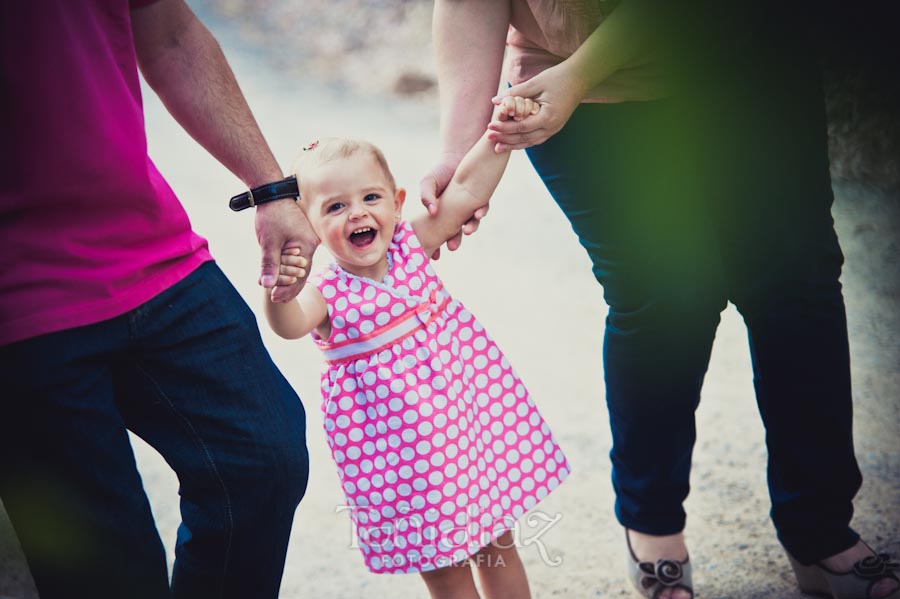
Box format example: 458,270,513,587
349,227,377,247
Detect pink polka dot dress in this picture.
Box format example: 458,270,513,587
311,221,570,574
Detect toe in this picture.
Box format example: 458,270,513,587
870,577,899,599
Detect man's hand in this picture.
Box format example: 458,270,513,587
256,199,318,302
420,155,489,259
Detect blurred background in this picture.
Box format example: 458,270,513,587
1,2,898,598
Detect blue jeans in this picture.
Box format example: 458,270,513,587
525,40,861,563
0,262,309,598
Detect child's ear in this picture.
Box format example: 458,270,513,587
393,188,406,220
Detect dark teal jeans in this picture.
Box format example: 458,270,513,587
525,45,861,564
0,262,309,598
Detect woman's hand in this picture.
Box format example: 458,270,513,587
487,63,587,151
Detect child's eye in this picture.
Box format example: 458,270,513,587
326,202,344,213
364,193,380,202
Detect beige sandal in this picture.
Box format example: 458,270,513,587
626,531,693,598
786,549,899,599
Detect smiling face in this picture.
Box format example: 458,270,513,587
301,149,405,280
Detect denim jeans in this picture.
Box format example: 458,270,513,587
524,41,861,563
0,262,309,598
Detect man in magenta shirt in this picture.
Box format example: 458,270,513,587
0,1,316,597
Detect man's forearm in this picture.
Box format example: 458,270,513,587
433,0,510,160
132,0,282,188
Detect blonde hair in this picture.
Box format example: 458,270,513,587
290,137,396,197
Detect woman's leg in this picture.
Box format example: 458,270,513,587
472,531,531,599
708,28,895,597
526,99,726,542
712,34,864,558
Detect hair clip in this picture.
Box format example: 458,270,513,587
303,140,319,152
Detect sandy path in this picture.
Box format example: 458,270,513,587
2,29,898,599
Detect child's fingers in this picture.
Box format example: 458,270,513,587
517,98,535,119
497,96,516,122
280,263,307,279
514,96,525,119
280,253,309,268
276,274,299,287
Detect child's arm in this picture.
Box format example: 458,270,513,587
263,250,329,339
264,284,329,339
413,97,539,257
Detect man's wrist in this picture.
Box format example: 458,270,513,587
229,176,299,211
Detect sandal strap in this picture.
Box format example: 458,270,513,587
824,553,899,599
852,553,899,580
625,530,694,598
630,557,693,598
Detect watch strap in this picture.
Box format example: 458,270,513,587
229,176,300,211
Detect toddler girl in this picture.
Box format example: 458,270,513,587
265,98,568,599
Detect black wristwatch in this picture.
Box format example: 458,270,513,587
229,176,300,211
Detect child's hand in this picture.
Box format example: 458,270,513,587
496,95,540,122
269,248,309,302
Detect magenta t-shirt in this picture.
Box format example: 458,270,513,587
0,0,213,346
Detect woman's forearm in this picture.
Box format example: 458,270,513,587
564,0,673,95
